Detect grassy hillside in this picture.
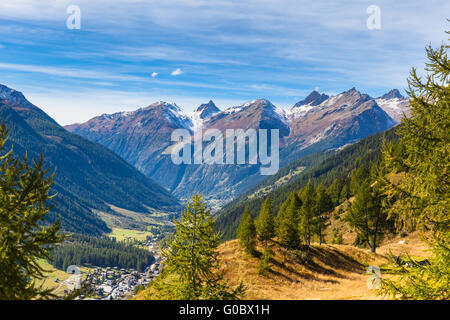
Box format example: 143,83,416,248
33,259,94,297
215,233,428,300
215,127,399,241
134,232,428,300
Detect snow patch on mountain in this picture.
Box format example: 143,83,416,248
189,101,220,131
290,103,318,118
161,102,193,130
375,97,410,123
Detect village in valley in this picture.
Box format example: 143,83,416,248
55,235,165,300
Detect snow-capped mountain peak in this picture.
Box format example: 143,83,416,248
195,100,220,119
293,90,329,108
375,90,410,123
378,89,404,100
189,100,221,131
290,90,330,118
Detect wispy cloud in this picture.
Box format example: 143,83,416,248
0,0,447,125
0,62,144,81
0,62,251,91
171,68,183,76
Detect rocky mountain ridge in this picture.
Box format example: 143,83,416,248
66,87,408,203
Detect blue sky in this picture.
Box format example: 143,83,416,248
0,0,448,125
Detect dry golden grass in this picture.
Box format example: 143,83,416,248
375,231,429,258
217,232,429,300
133,232,428,300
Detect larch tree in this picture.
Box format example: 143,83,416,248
379,36,449,299
314,184,333,245
276,192,301,249
339,184,349,204
350,166,369,196
298,181,315,246
256,197,275,248
0,122,64,300
147,194,244,300
345,181,388,253
328,178,342,207
237,206,257,254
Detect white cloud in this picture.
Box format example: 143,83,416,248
151,72,158,78
171,68,183,76
0,0,447,111
0,62,248,91
0,62,144,81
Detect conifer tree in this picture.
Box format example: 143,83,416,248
275,191,292,228
314,184,333,244
298,181,315,246
328,178,342,206
339,184,349,203
382,43,449,235
349,166,368,196
276,192,301,249
0,122,63,300
380,37,449,299
345,181,388,253
237,206,256,253
147,194,244,300
256,197,275,248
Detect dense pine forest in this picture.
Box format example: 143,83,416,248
216,126,399,241
0,94,181,236
50,234,154,272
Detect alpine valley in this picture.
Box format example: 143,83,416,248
0,83,410,234
66,87,409,206
0,84,181,235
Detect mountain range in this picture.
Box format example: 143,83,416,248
0,84,180,235
66,87,409,204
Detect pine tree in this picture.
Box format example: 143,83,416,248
349,166,368,196
276,192,301,249
328,178,342,206
256,197,275,248
147,194,244,300
339,184,349,203
237,206,256,253
345,181,388,253
382,44,449,235
0,122,64,300
298,181,315,246
314,184,333,244
380,36,449,299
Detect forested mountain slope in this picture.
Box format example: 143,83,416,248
215,127,399,240
0,84,180,235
